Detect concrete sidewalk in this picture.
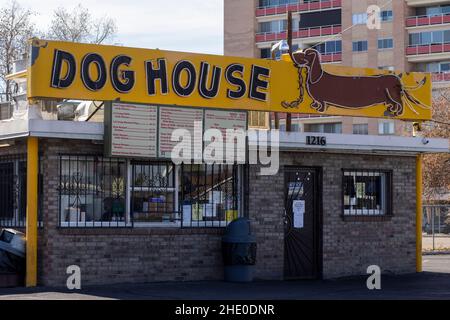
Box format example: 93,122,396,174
0,255,449,300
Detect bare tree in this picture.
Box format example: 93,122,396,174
0,0,34,101
47,4,117,44
422,90,450,202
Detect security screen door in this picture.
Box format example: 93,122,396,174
284,167,321,279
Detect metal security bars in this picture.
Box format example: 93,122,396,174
180,164,240,228
0,154,43,228
342,169,393,216
130,161,178,224
58,155,127,227
58,156,245,228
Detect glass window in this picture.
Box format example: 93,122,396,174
380,10,393,21
336,40,342,52
378,38,393,49
59,156,127,227
180,164,240,227
343,170,392,216
304,122,342,134
353,123,369,135
444,30,450,43
441,62,450,72
410,33,420,46
353,40,368,52
378,121,395,135
352,13,368,25
422,32,432,45
261,48,271,59
427,6,441,16
432,31,443,44
131,161,177,224
326,41,336,53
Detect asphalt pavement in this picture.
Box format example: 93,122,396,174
0,255,449,300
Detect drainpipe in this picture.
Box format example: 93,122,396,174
416,154,423,273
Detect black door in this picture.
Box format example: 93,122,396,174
284,167,321,279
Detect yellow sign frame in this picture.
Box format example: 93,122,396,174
27,39,432,121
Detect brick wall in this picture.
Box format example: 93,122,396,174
39,139,225,287
248,151,417,279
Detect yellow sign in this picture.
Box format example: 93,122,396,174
28,39,432,121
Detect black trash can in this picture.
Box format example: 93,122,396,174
222,218,256,282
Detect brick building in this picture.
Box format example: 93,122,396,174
0,120,447,286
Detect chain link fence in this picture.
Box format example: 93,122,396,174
423,205,450,252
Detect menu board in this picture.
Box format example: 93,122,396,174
159,106,204,159
110,103,158,157
204,110,247,161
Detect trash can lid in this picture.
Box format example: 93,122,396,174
222,218,256,243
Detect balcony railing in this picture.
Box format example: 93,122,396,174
406,13,450,27
431,72,450,82
256,24,341,42
256,0,342,17
406,43,450,56
321,52,342,63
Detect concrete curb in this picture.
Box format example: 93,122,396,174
423,251,450,255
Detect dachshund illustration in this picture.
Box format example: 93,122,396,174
283,49,430,117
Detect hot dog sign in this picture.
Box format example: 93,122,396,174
28,39,432,121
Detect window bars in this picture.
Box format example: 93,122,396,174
0,154,43,228
342,169,392,216
58,155,244,228
58,155,127,228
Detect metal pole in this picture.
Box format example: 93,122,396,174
432,206,435,251
416,154,423,272
26,136,39,287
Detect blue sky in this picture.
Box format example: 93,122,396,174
1,0,224,54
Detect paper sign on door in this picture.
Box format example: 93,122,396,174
293,200,305,229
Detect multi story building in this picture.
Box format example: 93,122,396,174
225,0,447,135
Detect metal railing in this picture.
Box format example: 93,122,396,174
406,13,450,27
406,43,450,56
431,72,450,83
0,154,43,228
256,24,341,42
423,205,450,252
256,0,342,17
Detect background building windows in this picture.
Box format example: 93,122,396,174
352,13,368,25
314,40,342,55
378,121,395,135
259,0,298,8
378,38,393,50
261,48,271,59
259,20,287,33
380,10,393,21
343,170,392,216
353,123,369,135
304,122,342,134
352,40,368,52
409,30,450,46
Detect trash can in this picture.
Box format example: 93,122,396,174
0,229,26,277
222,218,256,282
